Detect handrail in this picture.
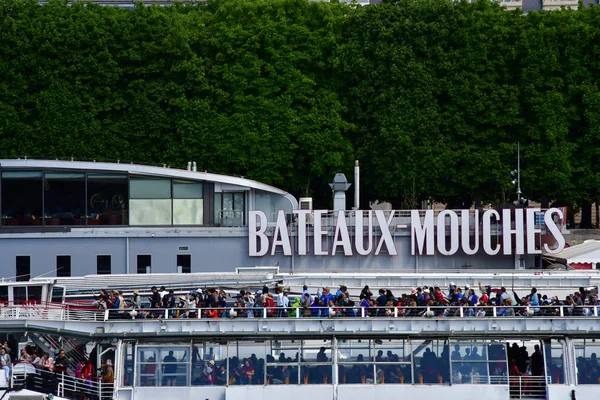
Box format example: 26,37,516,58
1,302,599,322
106,304,600,321
10,361,114,399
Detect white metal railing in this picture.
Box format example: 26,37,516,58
10,362,114,399
104,304,600,321
509,375,549,399
0,302,105,322
2,303,599,322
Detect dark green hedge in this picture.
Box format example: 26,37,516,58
1,0,599,217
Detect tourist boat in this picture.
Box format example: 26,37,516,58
0,158,593,400
1,276,600,400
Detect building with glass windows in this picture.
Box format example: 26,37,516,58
0,159,569,280
0,159,297,279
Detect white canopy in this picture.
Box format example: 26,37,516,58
546,240,600,265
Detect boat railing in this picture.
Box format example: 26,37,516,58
1,302,599,322
509,375,550,399
0,301,105,322
9,361,113,399
109,304,599,321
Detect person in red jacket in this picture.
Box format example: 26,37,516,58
264,293,275,317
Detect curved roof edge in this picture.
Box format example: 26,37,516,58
0,159,298,209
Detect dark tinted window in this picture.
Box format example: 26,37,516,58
177,254,191,274
16,256,31,282
28,285,42,302
57,255,71,277
137,255,151,274
51,287,65,303
0,286,8,302
14,287,26,303
97,255,111,275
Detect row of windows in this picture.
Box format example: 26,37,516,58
0,170,246,227
116,338,598,387
13,253,192,280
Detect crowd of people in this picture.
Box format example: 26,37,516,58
92,282,600,320
1,341,114,398
169,341,556,389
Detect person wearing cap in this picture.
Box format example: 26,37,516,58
202,360,215,385
249,290,264,319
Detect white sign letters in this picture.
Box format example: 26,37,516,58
248,208,566,257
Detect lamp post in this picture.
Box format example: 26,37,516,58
511,142,522,204
511,143,526,270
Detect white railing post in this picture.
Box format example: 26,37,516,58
164,308,169,319
104,309,109,321
492,307,497,317
296,307,300,318
559,306,564,317
361,307,365,318
459,307,464,318
263,307,267,319
394,307,398,318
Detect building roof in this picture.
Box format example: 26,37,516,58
0,158,298,209
546,240,600,265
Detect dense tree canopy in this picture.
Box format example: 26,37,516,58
1,0,599,222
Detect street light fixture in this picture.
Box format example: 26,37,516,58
510,143,522,204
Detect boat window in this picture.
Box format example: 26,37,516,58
16,256,31,282
0,286,8,303
137,255,151,274
176,254,191,274
97,255,111,275
43,172,85,226
136,346,189,387
544,339,565,385
173,179,204,225
56,255,71,277
13,286,26,304
449,340,506,384
411,339,448,384
130,177,172,226
572,338,600,384
227,340,267,386
87,173,128,225
27,286,42,303
255,189,293,220
1,170,43,226
122,342,135,387
266,340,300,385
300,340,332,385
338,339,375,385
217,192,245,227
191,340,227,386
51,287,65,303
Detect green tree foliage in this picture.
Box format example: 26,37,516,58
0,0,599,214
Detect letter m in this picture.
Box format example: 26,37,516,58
411,210,435,255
